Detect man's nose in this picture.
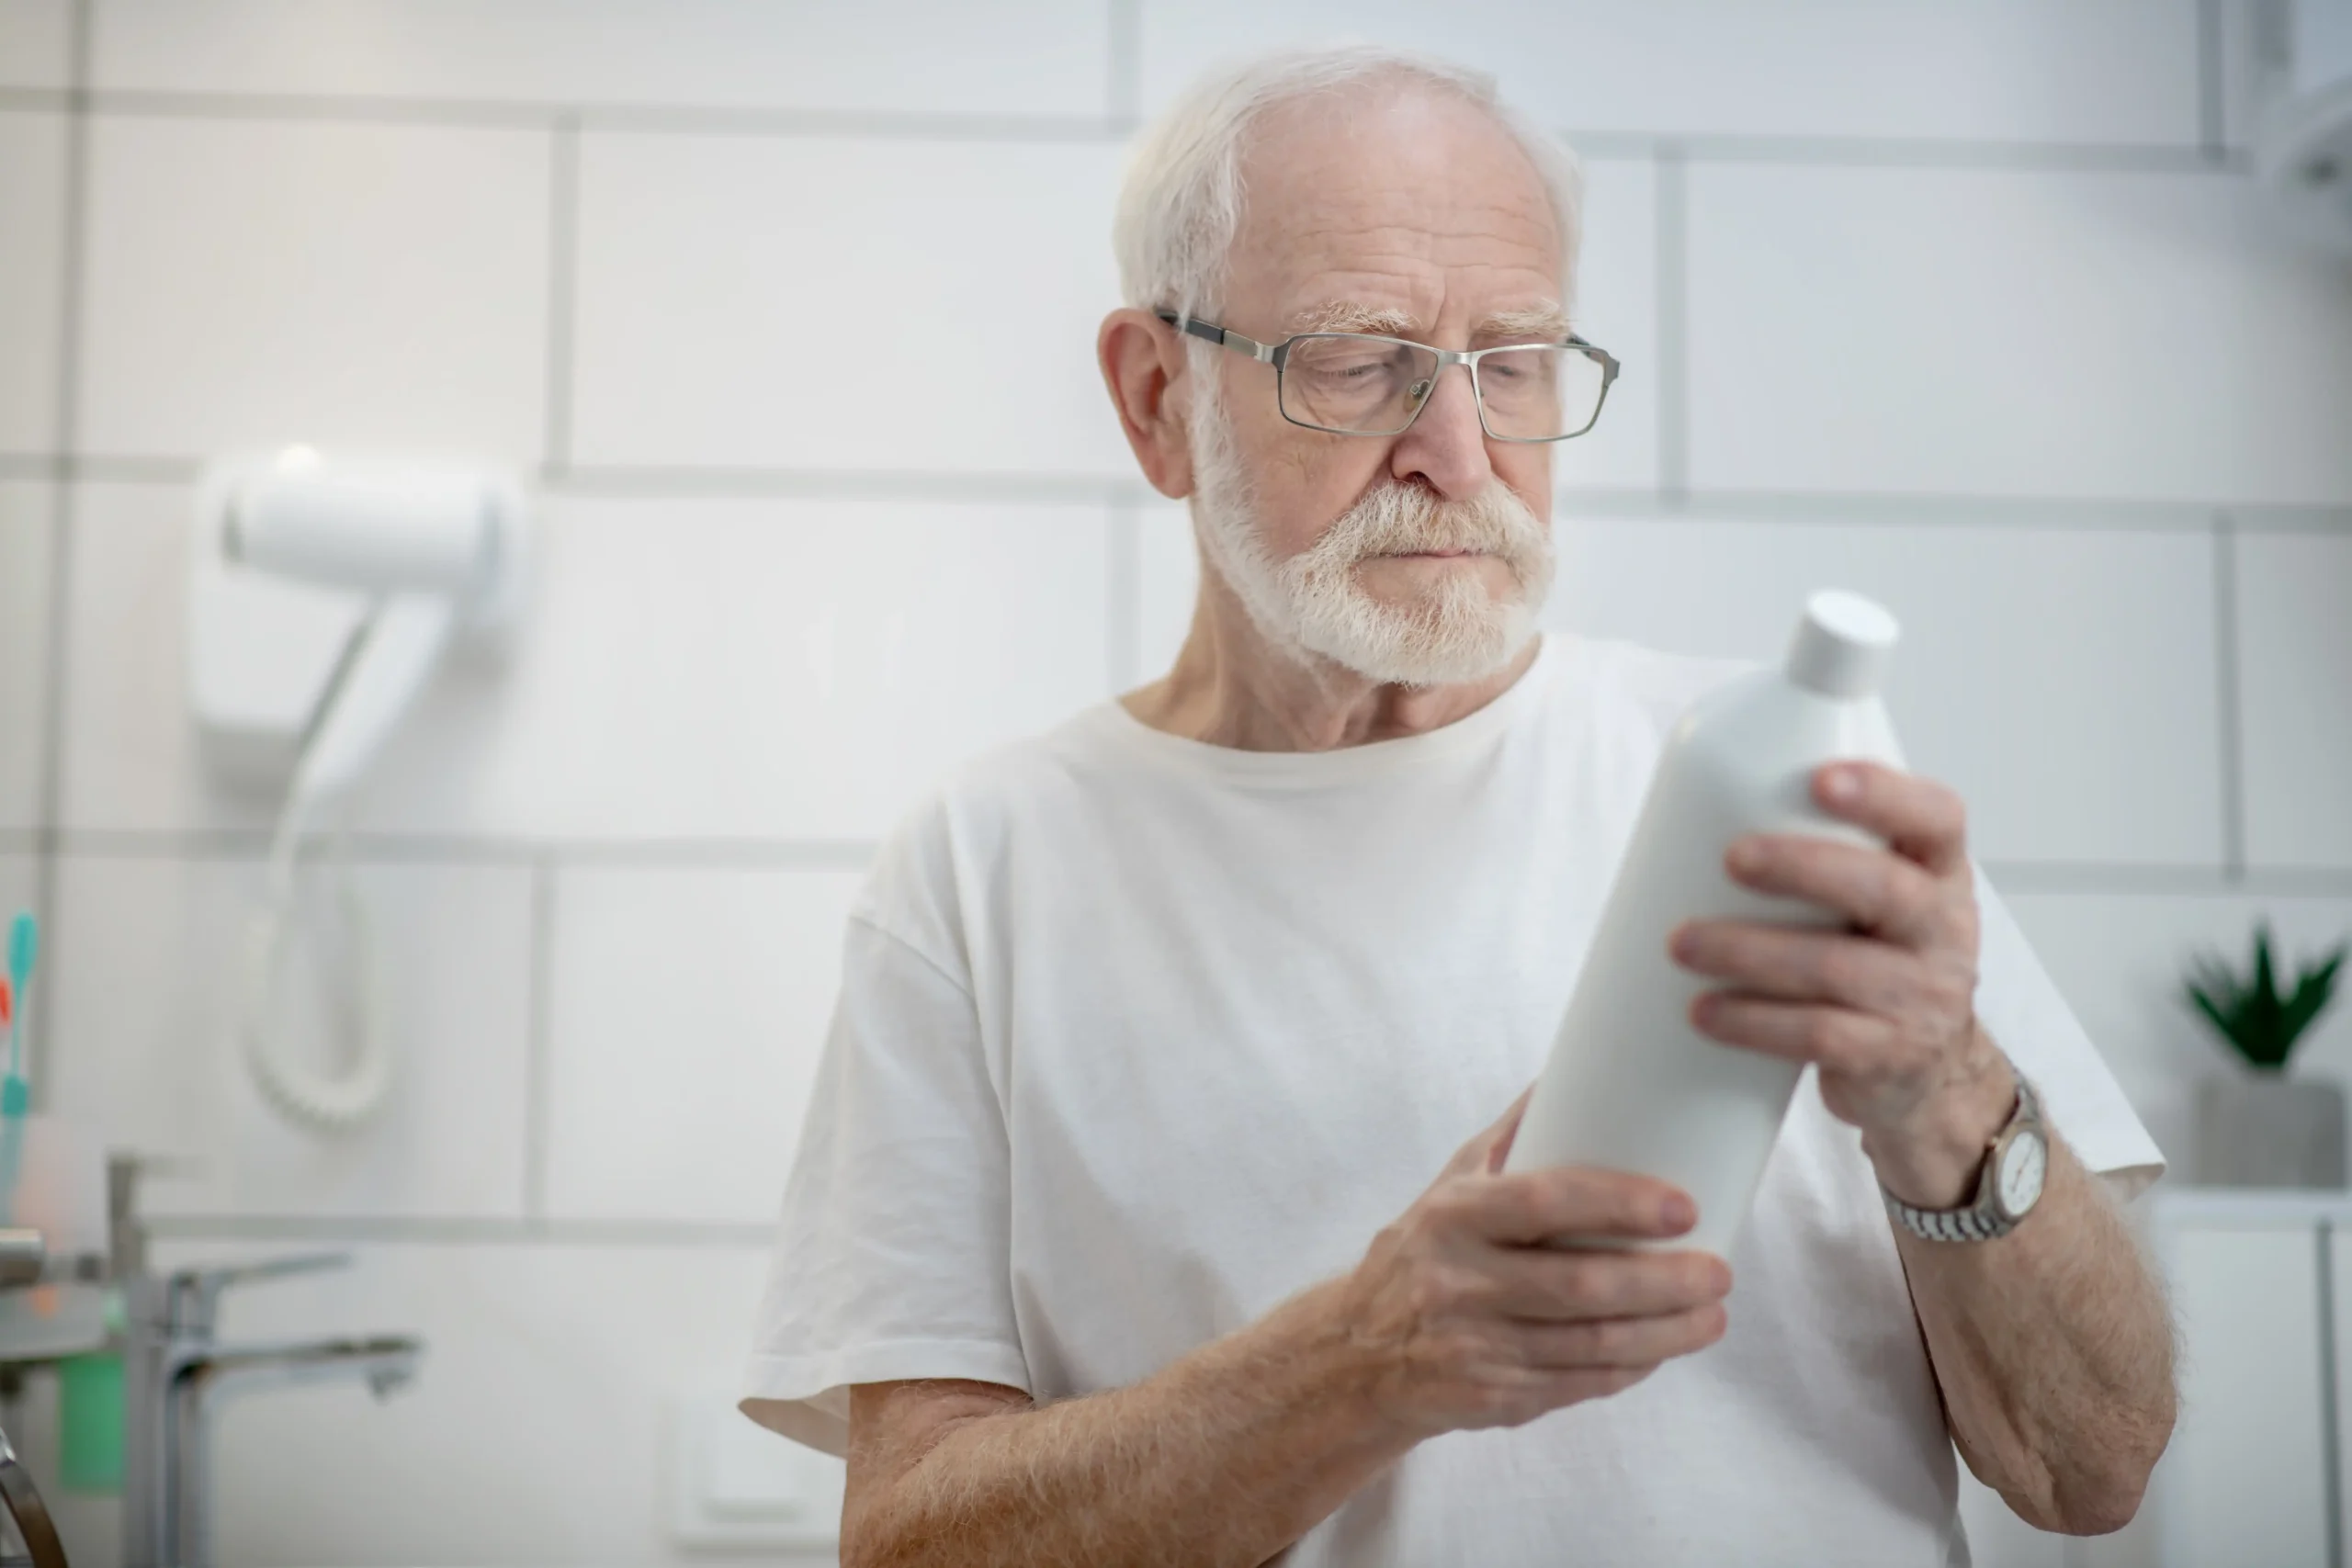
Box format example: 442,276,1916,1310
1388,363,1494,501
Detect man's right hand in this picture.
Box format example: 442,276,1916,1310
1333,1089,1735,1437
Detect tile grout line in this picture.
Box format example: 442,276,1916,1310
12,453,2352,534
143,1212,775,1248
1652,142,1689,509
26,0,94,1109
2195,0,2227,162
519,853,556,1222
1105,0,1141,130
0,827,886,868
0,84,2249,174
540,113,581,479
2324,1219,2347,1568
2212,512,2247,883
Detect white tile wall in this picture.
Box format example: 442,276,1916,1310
76,114,549,459
54,482,274,834
0,481,51,829
1137,0,2205,147
60,486,1113,840
2004,891,2352,1179
1555,156,1656,492
91,0,1112,118
571,131,1129,475
124,1239,786,1568
1136,501,1197,677
1685,164,2352,506
2238,530,2352,870
356,493,1114,840
544,866,863,1224
0,854,32,944
2215,0,2261,153
1545,515,2227,867
42,853,535,1218
0,1,70,91
0,110,64,454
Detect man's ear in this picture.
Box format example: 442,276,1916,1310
1097,308,1198,500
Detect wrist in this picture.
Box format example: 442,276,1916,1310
1259,1274,1430,1452
1860,1031,2018,1209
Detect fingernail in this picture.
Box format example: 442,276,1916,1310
1725,840,1762,874
1823,766,1860,803
1668,924,1697,961
1661,1193,1697,1232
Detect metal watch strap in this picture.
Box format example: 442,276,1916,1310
1880,1064,2043,1244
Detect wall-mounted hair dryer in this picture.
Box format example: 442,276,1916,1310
188,448,531,1132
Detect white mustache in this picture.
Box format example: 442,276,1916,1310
1289,479,1553,592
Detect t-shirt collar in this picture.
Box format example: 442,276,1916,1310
1090,633,1557,788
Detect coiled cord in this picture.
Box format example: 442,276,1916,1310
239,801,392,1131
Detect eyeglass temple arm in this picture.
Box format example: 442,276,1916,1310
1153,310,1277,364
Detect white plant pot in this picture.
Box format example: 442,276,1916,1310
2196,1073,2346,1189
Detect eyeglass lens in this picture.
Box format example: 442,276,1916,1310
1279,335,1610,439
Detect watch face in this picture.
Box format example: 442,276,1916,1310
1996,1131,2048,1219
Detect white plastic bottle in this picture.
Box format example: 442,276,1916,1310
1503,590,1907,1262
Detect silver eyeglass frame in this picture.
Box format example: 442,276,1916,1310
1154,309,1622,443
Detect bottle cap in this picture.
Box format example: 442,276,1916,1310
1786,589,1900,697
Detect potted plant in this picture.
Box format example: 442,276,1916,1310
2185,923,2348,1188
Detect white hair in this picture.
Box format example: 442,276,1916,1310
1113,44,1587,319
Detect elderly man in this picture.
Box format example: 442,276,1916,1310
741,46,2176,1567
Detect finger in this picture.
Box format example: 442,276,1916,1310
1487,1084,1536,1174
1814,762,1970,877
1718,833,1944,944
1500,1303,1730,1370
1492,1363,1658,1417
1443,1085,1537,1181
1482,1246,1733,1322
1455,1166,1698,1246
1690,993,1894,1075
1670,921,1925,1013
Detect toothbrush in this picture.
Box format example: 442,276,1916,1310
3,913,32,1119
0,977,11,1216
0,914,25,1213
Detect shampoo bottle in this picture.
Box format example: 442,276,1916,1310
1503,590,1906,1261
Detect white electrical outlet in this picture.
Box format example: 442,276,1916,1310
667,1392,847,1551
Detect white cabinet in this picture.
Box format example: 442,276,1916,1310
2147,1191,2348,1568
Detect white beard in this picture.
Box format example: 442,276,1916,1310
1185,369,1555,688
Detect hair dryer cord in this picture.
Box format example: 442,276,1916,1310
240,803,393,1131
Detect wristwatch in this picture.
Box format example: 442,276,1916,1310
1880,1060,2048,1243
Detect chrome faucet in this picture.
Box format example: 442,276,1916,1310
109,1163,424,1568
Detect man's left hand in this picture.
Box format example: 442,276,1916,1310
1667,760,2017,1210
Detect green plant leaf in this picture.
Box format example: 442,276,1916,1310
2180,928,2350,1069
2186,979,2238,1051
2279,947,2347,1058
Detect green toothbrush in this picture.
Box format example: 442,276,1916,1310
5,912,34,1119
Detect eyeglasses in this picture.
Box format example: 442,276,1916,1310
1156,310,1620,443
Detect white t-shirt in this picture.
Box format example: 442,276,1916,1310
740,633,2164,1567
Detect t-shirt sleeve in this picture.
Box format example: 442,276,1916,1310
737,910,1031,1457
1971,865,2166,1202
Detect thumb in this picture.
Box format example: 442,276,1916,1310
1445,1084,1536,1180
